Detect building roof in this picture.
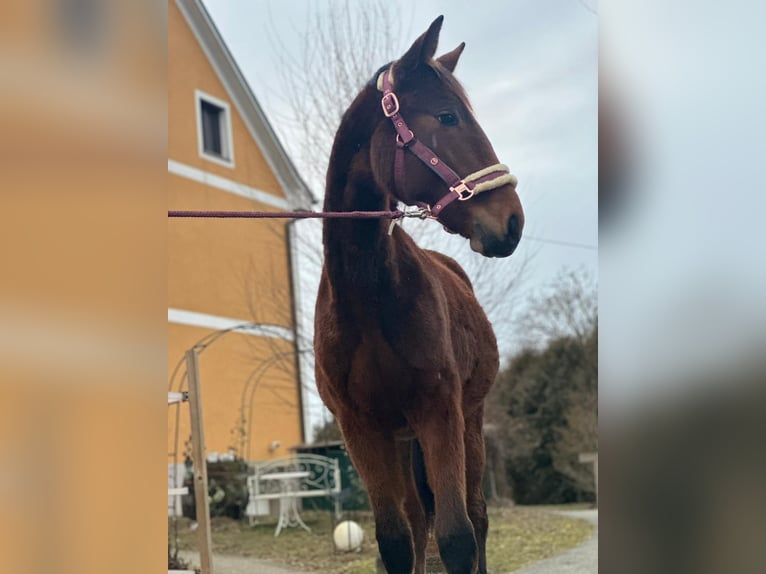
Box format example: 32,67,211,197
176,0,315,209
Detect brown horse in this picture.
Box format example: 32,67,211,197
314,16,524,574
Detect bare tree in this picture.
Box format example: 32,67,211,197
265,0,409,193
240,236,322,453
516,267,597,349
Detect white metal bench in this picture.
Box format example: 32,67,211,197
246,454,342,530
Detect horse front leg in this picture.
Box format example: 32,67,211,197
339,416,414,574
464,411,489,574
409,388,477,574
399,440,429,574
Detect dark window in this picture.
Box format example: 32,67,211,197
200,100,224,157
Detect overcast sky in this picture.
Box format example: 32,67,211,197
201,0,598,432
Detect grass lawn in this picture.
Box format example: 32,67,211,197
170,505,592,573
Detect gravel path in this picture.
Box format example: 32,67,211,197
178,550,314,574
512,509,598,574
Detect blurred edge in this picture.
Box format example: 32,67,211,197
0,2,166,574
601,1,766,573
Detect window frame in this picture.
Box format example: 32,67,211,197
194,90,235,168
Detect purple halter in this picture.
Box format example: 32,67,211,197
378,67,517,220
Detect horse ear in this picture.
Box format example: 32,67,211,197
397,15,444,75
436,42,465,73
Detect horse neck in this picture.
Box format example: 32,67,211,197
323,83,387,213
322,84,417,309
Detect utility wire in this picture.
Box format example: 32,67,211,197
524,234,598,251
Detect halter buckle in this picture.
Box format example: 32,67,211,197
395,130,414,147
451,181,475,201
381,92,400,117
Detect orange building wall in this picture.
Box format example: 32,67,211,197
168,0,303,463
167,175,293,326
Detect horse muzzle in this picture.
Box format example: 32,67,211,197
470,212,523,258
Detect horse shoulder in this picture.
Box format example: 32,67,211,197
423,249,499,385
423,249,474,291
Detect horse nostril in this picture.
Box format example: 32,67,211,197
507,214,521,241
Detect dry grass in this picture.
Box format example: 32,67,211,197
171,505,592,573
484,506,592,573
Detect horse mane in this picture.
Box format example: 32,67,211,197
324,81,385,214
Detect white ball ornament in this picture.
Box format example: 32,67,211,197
333,520,364,552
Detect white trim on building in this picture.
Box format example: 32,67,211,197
168,159,290,210
168,308,295,342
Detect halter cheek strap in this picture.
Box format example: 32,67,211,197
378,68,518,219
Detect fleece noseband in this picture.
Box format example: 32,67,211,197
377,67,517,221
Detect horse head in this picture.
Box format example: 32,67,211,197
370,16,524,258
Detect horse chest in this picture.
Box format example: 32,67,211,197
335,337,417,404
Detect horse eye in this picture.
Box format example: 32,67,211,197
437,113,458,126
